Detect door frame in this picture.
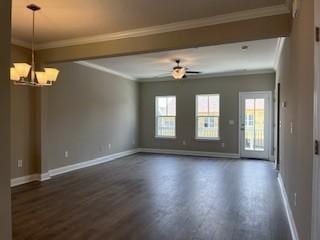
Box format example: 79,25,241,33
238,91,273,160
276,83,281,169
312,0,320,238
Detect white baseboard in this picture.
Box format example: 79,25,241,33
49,149,139,177
11,172,49,187
138,148,240,159
11,149,139,187
40,172,51,181
278,174,300,240
11,174,40,187
11,148,239,187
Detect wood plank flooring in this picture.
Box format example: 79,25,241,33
12,153,291,240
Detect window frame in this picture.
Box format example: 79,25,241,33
155,96,176,139
195,94,220,141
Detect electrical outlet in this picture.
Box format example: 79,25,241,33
294,193,297,207
182,140,187,146
290,121,293,134
18,159,23,168
65,151,69,158
221,142,225,148
108,144,111,150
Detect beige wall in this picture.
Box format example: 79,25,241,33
0,1,12,239
37,14,291,63
44,62,139,170
139,73,275,154
10,47,140,176
10,45,38,178
277,0,315,239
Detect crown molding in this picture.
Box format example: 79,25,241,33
11,38,31,49
138,69,275,82
75,61,136,81
75,60,274,83
12,4,290,50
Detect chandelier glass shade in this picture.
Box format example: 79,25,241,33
10,4,59,86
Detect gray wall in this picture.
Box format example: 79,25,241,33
10,45,38,178
139,73,275,154
45,62,139,170
0,1,12,239
277,0,315,239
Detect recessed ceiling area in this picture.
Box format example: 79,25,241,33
81,38,279,81
12,0,286,44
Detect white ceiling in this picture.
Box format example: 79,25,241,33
82,38,279,81
12,0,286,44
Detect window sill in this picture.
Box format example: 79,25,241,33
195,137,220,141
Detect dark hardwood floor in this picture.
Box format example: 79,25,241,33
12,153,291,240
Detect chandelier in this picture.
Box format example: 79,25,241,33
10,4,59,86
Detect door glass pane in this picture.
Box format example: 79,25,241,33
254,98,265,151
245,99,255,150
244,98,265,151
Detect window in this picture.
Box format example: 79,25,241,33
155,96,176,138
245,114,254,127
196,94,220,139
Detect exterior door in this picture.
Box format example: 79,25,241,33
239,92,272,160
312,0,320,238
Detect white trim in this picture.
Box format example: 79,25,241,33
195,94,221,140
75,61,136,81
11,149,139,187
40,172,51,181
11,38,31,49
11,148,240,187
269,155,275,161
11,174,41,187
48,149,139,177
155,96,177,139
312,158,320,240
13,5,289,50
138,69,275,82
312,0,320,239
239,91,273,160
139,148,240,159
273,37,286,70
278,174,300,240
10,173,50,187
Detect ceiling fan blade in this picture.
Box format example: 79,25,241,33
186,71,201,74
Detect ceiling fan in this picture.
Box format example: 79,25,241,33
171,59,201,79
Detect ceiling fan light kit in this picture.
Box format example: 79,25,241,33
10,4,59,87
172,67,186,79
171,59,201,80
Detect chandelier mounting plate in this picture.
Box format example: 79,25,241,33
27,4,41,11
